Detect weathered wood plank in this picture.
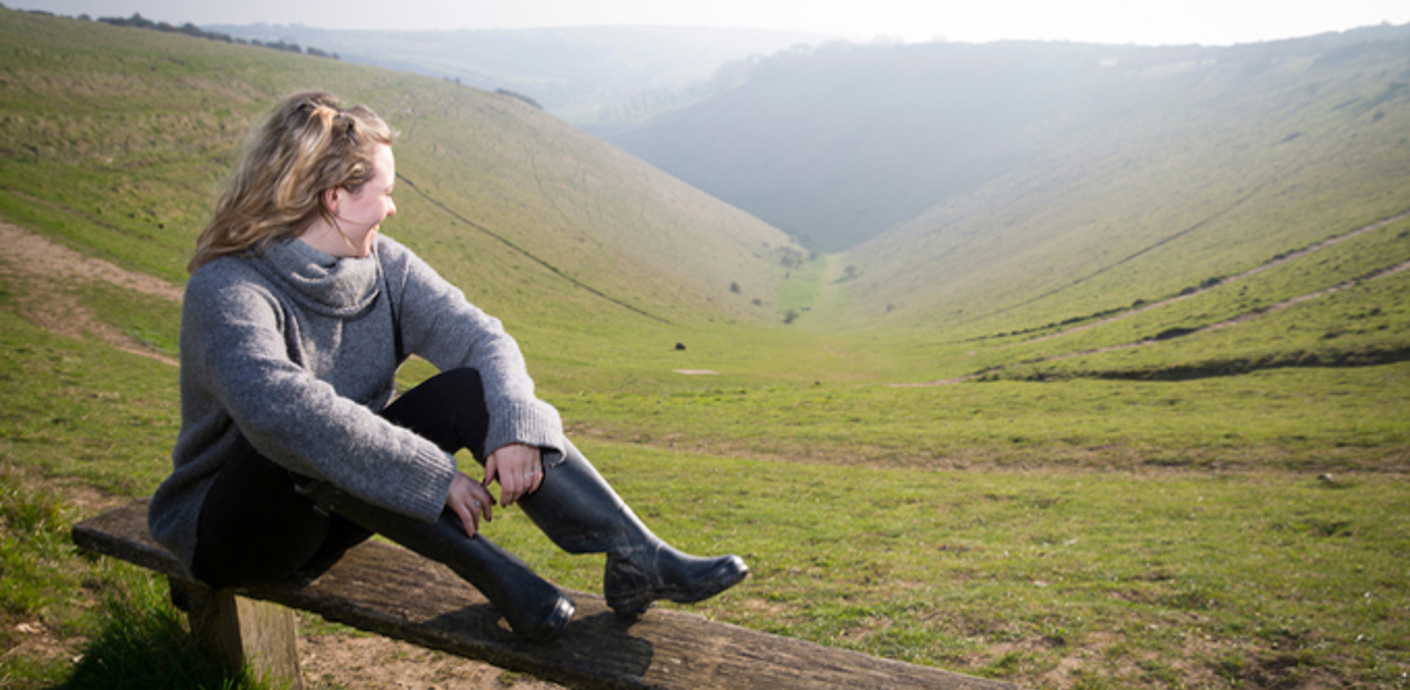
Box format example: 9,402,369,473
74,499,1018,690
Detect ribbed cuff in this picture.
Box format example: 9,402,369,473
485,400,564,463
387,443,457,523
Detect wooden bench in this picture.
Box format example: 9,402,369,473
73,499,1017,690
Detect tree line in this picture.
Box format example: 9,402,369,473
32,9,342,59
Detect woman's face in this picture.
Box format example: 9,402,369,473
327,143,397,258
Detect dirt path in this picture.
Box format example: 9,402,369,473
0,221,182,366
0,222,567,689
299,632,565,690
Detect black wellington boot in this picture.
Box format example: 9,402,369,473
298,482,574,643
517,440,748,619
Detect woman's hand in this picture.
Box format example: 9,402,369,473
484,443,543,507
446,470,495,538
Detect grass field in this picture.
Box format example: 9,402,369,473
3,255,1408,689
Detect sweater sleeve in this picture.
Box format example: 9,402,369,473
183,268,456,522
386,241,564,459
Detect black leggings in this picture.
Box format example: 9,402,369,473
191,368,493,589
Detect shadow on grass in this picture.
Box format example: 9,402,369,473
63,576,269,690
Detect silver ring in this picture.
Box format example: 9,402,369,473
473,500,481,507
523,471,534,478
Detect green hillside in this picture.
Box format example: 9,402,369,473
0,9,802,336
2,9,1408,690
817,34,1410,386
844,36,1410,329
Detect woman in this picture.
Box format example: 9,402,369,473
148,91,748,643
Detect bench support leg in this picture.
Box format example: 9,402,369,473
172,578,304,689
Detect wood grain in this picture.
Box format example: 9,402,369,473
74,499,1017,690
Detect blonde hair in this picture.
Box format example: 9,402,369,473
189,91,395,272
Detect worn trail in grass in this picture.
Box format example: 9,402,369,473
1026,208,1410,347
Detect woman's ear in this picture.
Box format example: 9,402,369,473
322,187,340,214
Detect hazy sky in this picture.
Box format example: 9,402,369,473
12,0,1410,46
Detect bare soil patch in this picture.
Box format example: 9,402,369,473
299,630,566,690
0,221,180,365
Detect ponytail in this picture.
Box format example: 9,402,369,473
189,92,395,272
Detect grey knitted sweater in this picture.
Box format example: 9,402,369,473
148,235,564,576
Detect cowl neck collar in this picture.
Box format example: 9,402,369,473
251,238,381,317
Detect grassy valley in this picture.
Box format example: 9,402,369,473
1,8,1407,690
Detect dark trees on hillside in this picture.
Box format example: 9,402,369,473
95,13,339,59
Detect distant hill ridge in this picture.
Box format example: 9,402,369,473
201,23,833,126
605,23,1410,256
